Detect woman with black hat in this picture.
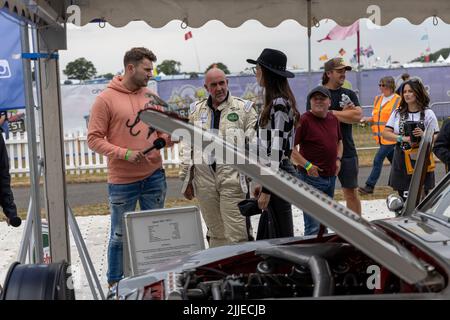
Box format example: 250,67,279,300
247,48,299,239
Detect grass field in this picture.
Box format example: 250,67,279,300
1,125,410,223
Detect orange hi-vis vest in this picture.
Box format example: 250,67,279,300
371,93,401,145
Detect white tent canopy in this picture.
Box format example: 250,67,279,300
2,0,450,27
2,0,450,264
437,54,445,62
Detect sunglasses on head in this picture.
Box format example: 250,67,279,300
408,78,422,84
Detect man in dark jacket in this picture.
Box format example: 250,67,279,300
433,117,450,172
0,133,18,225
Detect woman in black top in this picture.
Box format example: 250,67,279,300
383,79,439,200
247,48,299,239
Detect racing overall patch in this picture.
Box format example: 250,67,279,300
200,111,208,124
227,113,239,122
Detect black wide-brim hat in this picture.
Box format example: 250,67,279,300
247,48,295,78
238,198,262,217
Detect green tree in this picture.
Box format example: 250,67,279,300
205,62,230,74
156,60,181,75
63,57,97,80
100,73,115,80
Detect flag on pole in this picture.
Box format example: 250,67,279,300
354,47,365,56
421,34,429,40
318,20,359,42
365,45,374,58
425,47,431,52
184,31,193,40
339,48,346,56
319,54,329,61
424,55,430,62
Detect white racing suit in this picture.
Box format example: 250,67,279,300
180,93,258,247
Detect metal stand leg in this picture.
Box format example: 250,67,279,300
17,197,33,263
67,205,105,300
16,161,105,299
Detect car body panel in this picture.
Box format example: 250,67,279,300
139,109,430,285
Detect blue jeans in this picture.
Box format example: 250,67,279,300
365,144,394,188
107,169,167,284
298,171,336,236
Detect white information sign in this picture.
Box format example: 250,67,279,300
124,206,205,276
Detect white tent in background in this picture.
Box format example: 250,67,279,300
437,55,445,62
445,54,450,64
3,0,450,265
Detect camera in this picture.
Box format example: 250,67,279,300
0,59,12,79
404,121,425,143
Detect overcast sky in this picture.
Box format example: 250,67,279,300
60,17,450,77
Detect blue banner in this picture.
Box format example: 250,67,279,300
0,9,25,111
156,66,450,119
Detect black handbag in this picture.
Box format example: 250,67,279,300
256,205,279,240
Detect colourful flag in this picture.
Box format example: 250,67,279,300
425,55,430,62
421,34,429,41
318,20,359,42
339,48,346,56
184,31,193,41
319,54,329,61
365,45,374,58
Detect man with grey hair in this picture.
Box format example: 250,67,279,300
180,68,258,247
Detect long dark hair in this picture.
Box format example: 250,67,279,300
398,79,430,114
322,72,330,85
259,66,299,127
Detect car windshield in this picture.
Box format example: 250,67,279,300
419,174,450,222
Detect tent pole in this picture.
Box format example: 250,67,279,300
307,0,312,92
20,22,44,263
356,20,362,100
35,26,71,264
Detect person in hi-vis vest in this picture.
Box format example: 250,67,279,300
359,76,401,194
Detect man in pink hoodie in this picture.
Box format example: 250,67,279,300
87,47,171,287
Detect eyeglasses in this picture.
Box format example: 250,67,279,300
378,83,386,87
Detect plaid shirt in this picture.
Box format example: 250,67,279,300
256,98,295,193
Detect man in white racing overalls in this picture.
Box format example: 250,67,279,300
180,68,258,247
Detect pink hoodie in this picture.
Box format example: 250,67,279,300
87,76,171,184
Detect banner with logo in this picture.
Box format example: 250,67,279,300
0,9,25,111
59,66,450,132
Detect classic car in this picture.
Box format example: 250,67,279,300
109,109,450,300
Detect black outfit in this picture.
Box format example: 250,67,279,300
433,118,450,172
0,133,17,220
256,159,296,240
256,98,296,239
306,87,360,188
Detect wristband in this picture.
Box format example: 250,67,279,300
397,135,403,143
304,161,313,171
124,149,131,161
